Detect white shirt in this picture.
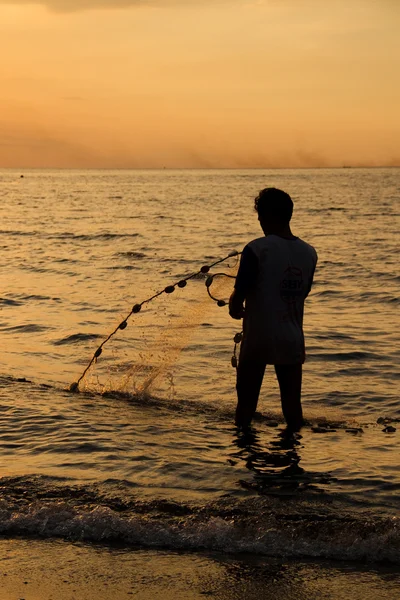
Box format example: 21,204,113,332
236,235,317,364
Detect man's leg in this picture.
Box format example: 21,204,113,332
235,358,266,428
274,363,303,431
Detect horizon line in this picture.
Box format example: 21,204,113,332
1,165,400,171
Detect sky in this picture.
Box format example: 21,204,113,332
0,0,399,168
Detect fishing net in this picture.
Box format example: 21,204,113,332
71,252,241,400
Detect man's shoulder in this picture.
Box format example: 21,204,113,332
245,236,269,252
296,237,318,260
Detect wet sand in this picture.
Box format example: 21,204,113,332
0,538,399,600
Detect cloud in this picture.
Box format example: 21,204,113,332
0,0,217,12
0,0,400,13
1,0,143,11
0,0,238,11
2,0,398,14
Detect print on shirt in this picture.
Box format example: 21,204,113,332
280,266,303,303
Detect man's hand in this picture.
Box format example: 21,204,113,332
229,290,245,320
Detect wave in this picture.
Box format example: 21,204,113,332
115,251,148,259
0,229,33,237
106,265,140,271
19,264,79,277
306,207,348,214
53,332,102,346
313,289,399,304
53,232,142,241
0,230,141,241
309,351,381,361
0,323,50,334
1,375,397,429
0,297,23,306
9,293,62,303
0,476,398,564
88,388,396,429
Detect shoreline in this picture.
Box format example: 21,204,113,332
1,538,399,600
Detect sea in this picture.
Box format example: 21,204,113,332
0,168,399,598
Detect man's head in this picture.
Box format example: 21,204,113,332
254,188,293,229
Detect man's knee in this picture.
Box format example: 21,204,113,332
237,359,266,394
275,363,302,394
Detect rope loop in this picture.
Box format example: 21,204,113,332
205,272,236,304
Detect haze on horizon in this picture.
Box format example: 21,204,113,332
0,0,399,169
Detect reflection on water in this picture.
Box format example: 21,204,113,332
232,427,334,494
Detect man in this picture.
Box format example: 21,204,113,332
229,188,317,431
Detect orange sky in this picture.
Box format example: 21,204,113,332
0,0,399,168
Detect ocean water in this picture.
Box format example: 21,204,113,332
0,168,399,589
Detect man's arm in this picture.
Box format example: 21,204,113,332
229,289,245,320
229,244,258,320
304,255,318,298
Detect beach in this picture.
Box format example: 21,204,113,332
1,539,400,600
